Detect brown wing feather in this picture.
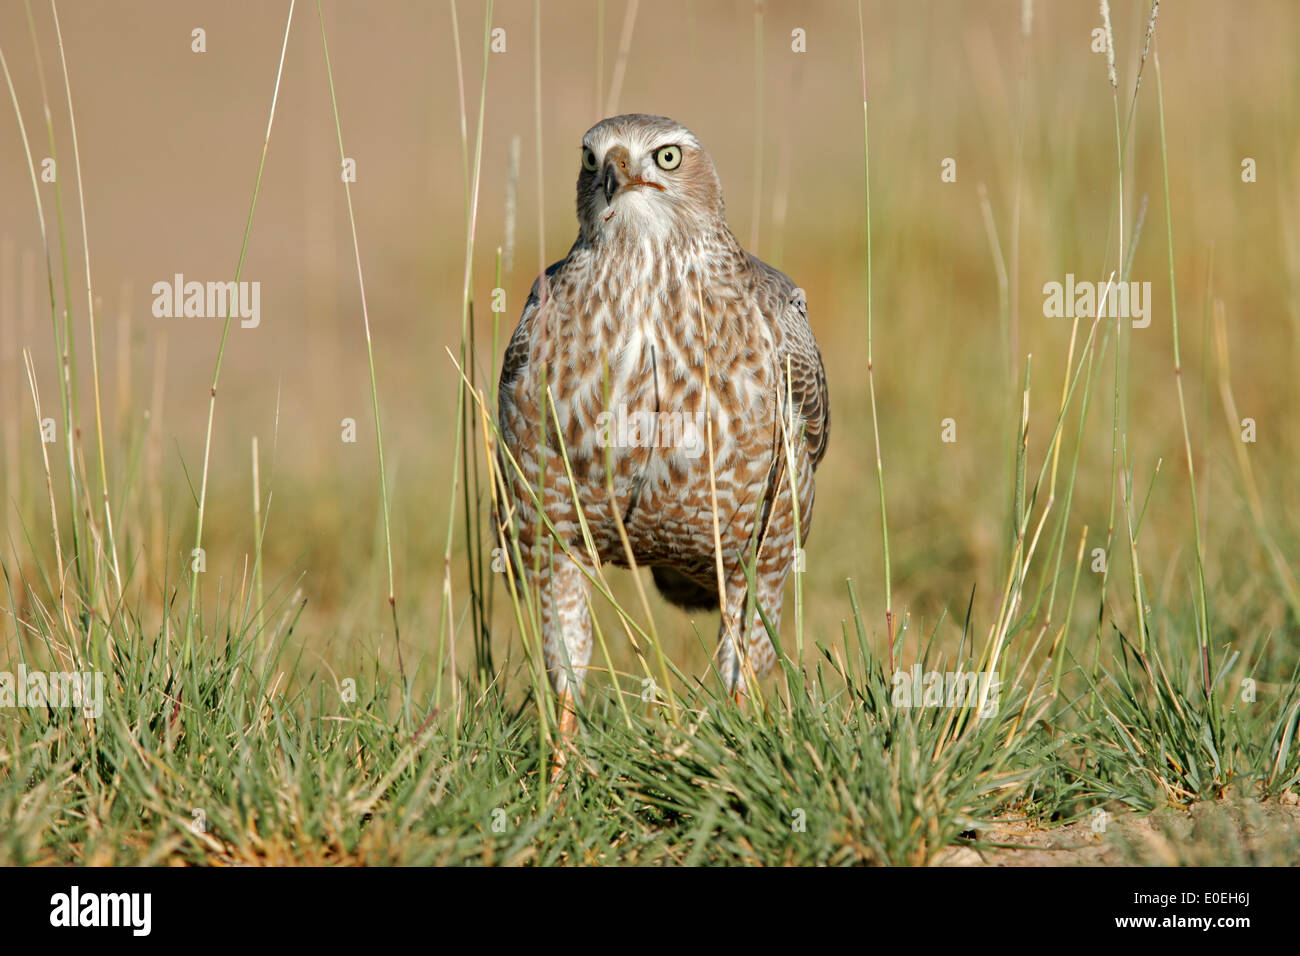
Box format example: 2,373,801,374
498,258,567,400
746,255,830,469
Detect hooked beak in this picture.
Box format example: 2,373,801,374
602,163,621,203
601,148,665,205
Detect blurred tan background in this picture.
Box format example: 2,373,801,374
2,1,1297,679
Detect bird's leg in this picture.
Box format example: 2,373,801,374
550,688,579,782
541,550,594,781
717,561,786,705
717,571,761,701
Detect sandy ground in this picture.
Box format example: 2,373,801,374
938,796,1300,866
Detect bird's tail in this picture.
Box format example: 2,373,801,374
651,567,719,612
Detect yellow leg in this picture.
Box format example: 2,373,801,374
550,688,578,782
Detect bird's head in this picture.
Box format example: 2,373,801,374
576,114,724,244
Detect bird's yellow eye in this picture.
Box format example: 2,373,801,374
582,146,599,171
654,145,682,170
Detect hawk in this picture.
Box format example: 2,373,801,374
496,114,829,755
